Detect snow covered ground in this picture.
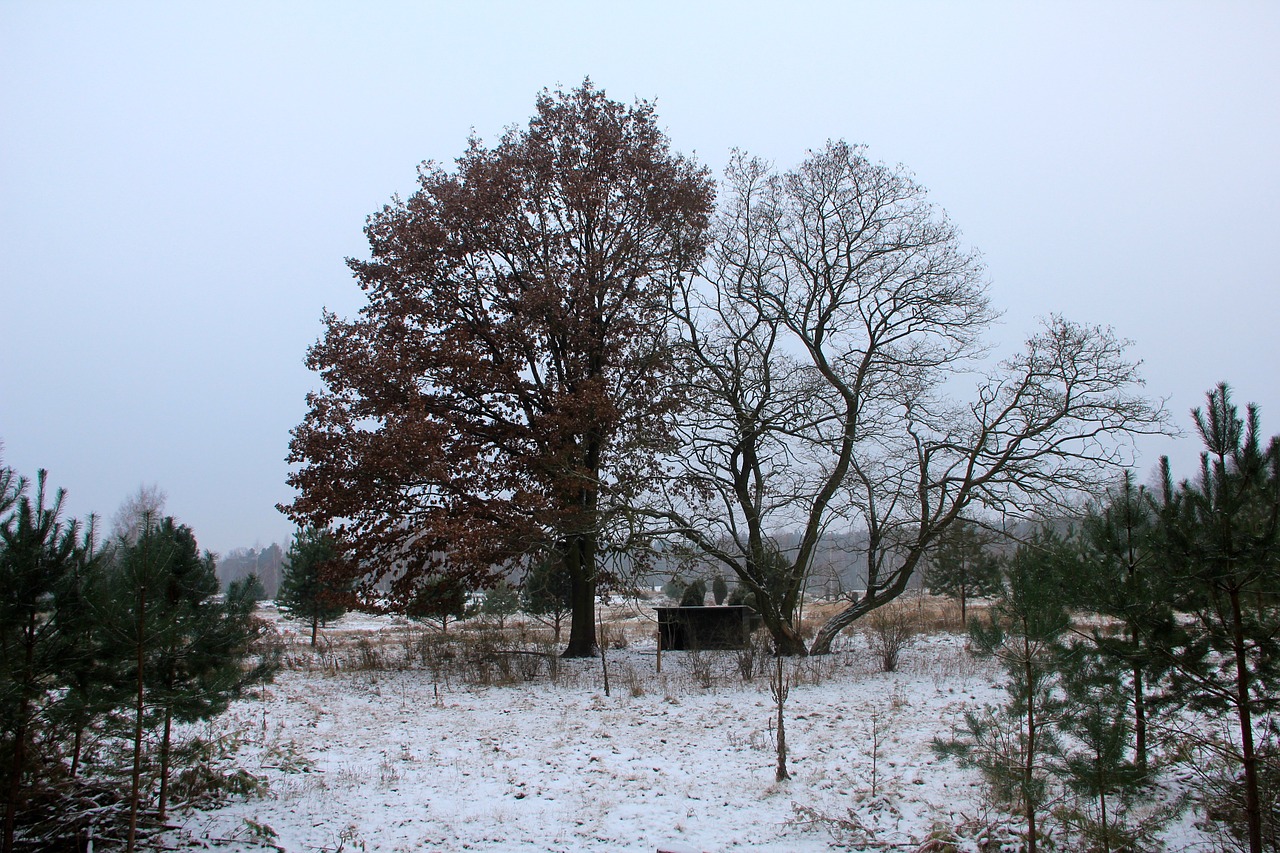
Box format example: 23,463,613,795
163,604,1209,852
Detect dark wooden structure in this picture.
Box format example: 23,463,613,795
656,606,762,650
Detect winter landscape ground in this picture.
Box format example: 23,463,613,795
159,600,1210,853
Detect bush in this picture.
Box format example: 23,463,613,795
680,578,708,607
864,599,918,672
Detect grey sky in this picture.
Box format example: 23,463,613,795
2,1,1277,556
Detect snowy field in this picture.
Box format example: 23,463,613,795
161,603,1209,852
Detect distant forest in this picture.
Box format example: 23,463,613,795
217,543,284,598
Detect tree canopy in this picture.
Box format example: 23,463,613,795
648,143,1168,654
283,80,714,656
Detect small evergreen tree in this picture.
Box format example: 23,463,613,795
481,579,520,630
99,516,265,846
1155,384,1280,853
0,470,85,853
1054,646,1159,852
680,578,708,607
406,574,471,634
277,526,346,646
236,572,267,602
148,546,262,820
935,533,1073,853
522,551,573,644
1076,470,1179,775
99,515,190,851
925,518,1003,626
712,574,728,605
48,516,110,782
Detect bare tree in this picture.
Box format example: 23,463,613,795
110,483,166,545
649,142,1168,655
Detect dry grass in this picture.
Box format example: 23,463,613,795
270,593,981,695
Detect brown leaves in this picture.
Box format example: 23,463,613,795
282,81,713,607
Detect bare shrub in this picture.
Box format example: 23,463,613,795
599,618,630,650
351,637,383,671
864,599,918,672
736,629,772,681
513,648,546,682
685,647,714,689
619,663,646,698
792,651,840,686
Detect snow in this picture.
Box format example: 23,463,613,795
162,605,1206,852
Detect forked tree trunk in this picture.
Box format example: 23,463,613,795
760,609,807,656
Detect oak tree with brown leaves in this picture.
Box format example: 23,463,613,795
283,81,712,656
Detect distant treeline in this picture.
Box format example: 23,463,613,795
217,543,284,598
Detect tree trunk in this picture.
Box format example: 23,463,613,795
773,655,790,782
2,615,37,853
2,714,24,853
1132,661,1147,775
71,726,83,779
809,594,878,655
1023,632,1038,853
158,709,172,821
1230,587,1263,853
761,610,807,656
562,534,598,658
310,613,318,647
1099,776,1110,853
127,589,146,853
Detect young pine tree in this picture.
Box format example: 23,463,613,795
0,471,88,853
277,526,346,647
405,573,471,634
1075,470,1179,776
925,518,1003,627
1156,384,1280,853
480,579,521,630
48,515,111,782
1054,646,1160,853
151,552,264,820
935,532,1074,853
100,516,262,848
522,550,573,644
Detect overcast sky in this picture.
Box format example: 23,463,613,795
2,1,1277,556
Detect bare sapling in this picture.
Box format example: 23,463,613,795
772,653,790,782
598,614,610,697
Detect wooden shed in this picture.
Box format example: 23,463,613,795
656,605,762,650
